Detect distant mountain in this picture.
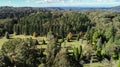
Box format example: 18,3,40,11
110,6,120,11
57,7,110,10
42,6,120,12
42,7,111,11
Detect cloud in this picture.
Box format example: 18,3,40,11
26,0,35,3
26,0,30,3
33,0,83,4
34,0,64,4
8,0,12,4
94,0,120,2
25,0,120,4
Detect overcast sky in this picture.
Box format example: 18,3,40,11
0,0,120,7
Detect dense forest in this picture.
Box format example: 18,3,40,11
0,7,120,67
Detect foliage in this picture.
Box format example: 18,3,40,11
0,7,120,66
53,48,72,67
118,57,120,67
73,45,82,61
92,31,99,43
46,37,61,66
82,45,94,63
103,43,120,60
1,38,43,67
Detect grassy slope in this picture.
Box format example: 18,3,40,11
0,37,8,49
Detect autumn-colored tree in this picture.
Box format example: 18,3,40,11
80,31,83,36
67,32,72,40
77,31,84,41
67,32,72,42
33,32,37,37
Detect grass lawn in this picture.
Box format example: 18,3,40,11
84,62,103,67
61,40,80,47
0,34,48,49
0,34,84,56
10,34,33,39
0,34,87,53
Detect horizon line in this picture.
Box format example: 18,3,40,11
0,5,119,8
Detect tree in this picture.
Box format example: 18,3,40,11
0,28,4,36
77,31,83,41
96,37,102,49
14,42,40,67
13,24,20,35
103,43,120,60
67,32,72,40
92,31,99,43
1,38,43,67
105,25,116,40
42,39,46,44
5,32,9,39
77,34,80,41
46,37,60,67
96,37,102,60
73,47,79,61
67,32,72,42
105,36,114,49
73,45,82,61
53,48,74,67
0,54,13,67
33,32,37,37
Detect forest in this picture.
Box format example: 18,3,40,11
0,7,120,67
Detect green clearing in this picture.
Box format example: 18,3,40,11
84,63,103,67
0,34,81,49
0,34,47,49
0,37,8,49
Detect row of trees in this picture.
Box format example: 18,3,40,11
13,12,90,36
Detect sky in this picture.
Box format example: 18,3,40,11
0,0,120,7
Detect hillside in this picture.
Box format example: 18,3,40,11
0,6,120,67
110,6,120,11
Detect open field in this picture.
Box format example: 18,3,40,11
0,34,47,49
0,34,82,49
84,63,103,67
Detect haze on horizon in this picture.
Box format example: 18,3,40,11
0,0,120,7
